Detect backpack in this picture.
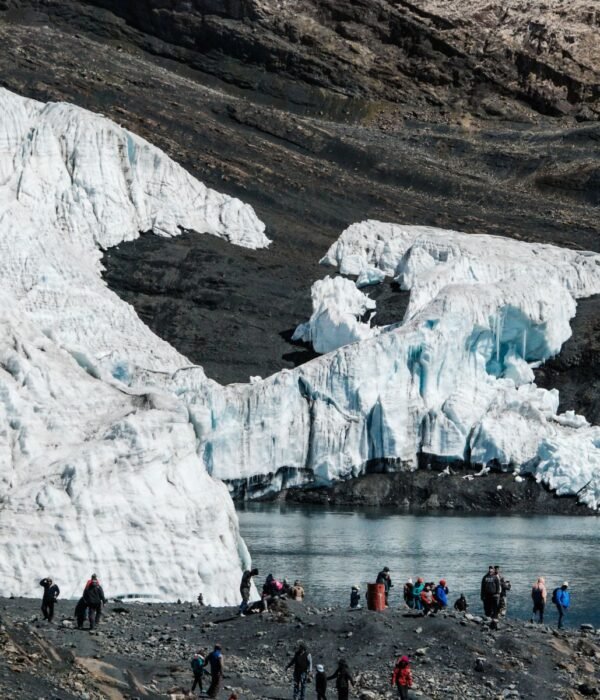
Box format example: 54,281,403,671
551,587,560,604
484,575,497,595
191,656,204,674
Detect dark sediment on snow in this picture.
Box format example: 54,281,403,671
1,597,599,699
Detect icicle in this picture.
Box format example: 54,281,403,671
522,327,527,359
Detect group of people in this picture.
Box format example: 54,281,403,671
238,569,305,616
39,573,107,630
285,640,413,700
347,564,570,629
189,644,237,699
531,577,571,628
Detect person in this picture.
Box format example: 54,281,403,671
315,663,327,700
480,565,501,619
553,582,570,629
74,596,87,629
83,576,106,630
327,658,354,700
197,592,205,606
39,577,60,622
376,567,393,606
531,577,547,624
403,578,414,608
420,583,435,616
206,644,224,698
434,579,448,609
286,640,312,700
350,585,361,609
495,566,511,617
239,567,258,616
412,578,424,611
391,655,413,700
190,651,207,694
291,580,305,601
453,594,468,612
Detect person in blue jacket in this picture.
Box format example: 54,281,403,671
554,582,570,629
435,579,449,609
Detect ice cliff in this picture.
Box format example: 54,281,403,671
0,88,267,602
191,223,600,509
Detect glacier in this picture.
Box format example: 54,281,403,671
0,88,267,602
190,222,600,509
1,85,599,605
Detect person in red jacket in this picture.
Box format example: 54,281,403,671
391,656,413,700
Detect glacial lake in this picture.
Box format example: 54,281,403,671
238,504,600,629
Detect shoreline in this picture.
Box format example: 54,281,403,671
1,597,598,699
235,471,595,515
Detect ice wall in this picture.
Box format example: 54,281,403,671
0,89,266,601
189,223,600,509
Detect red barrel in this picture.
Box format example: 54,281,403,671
367,583,386,611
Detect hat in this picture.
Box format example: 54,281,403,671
400,655,410,664
316,664,324,672
383,566,390,572
215,644,222,650
407,577,413,584
417,577,423,583
91,573,97,580
562,581,569,587
352,585,359,590
440,579,446,585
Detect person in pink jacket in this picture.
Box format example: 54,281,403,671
531,577,547,623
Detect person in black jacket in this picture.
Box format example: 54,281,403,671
39,577,60,622
480,565,501,618
315,663,327,700
376,567,393,606
239,567,258,616
83,578,106,629
327,659,355,700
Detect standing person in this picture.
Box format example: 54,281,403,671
206,644,224,698
327,659,354,700
83,576,106,630
190,651,207,695
412,578,425,611
553,582,570,629
391,656,413,700
453,594,468,612
480,565,501,619
434,579,448,609
315,663,328,700
531,577,547,624
39,577,60,622
239,567,258,617
290,580,305,601
286,640,312,700
403,578,414,608
495,566,511,617
376,567,393,607
350,586,361,609
420,584,435,616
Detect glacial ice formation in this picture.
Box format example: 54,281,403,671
2,82,600,608
192,222,600,509
292,275,378,354
0,88,266,601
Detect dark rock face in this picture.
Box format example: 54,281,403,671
536,295,600,425
280,471,589,514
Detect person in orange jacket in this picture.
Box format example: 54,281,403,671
391,656,413,700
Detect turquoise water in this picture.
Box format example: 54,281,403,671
238,504,600,628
